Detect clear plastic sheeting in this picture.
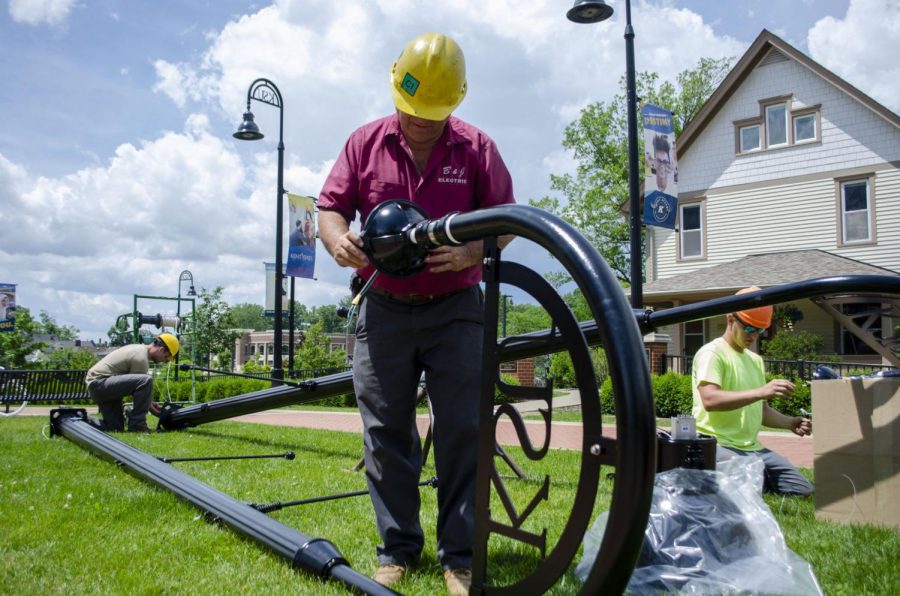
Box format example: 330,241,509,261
576,457,822,594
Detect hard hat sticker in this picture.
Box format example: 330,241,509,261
401,72,420,97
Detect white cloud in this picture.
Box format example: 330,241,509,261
807,0,900,112
8,0,75,26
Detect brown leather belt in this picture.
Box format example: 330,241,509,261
367,286,467,306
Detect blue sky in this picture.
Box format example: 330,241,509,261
1,0,897,341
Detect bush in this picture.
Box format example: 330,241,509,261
765,373,811,417
495,373,521,405
653,372,693,418
762,330,830,361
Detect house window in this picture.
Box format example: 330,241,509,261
839,179,872,244
734,97,820,154
765,103,788,147
683,320,705,356
793,112,816,143
739,125,760,152
679,203,703,259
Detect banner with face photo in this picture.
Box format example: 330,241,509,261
285,194,316,279
641,104,678,229
0,283,17,332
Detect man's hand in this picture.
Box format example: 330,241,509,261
331,230,369,269
791,416,812,437
760,378,795,400
425,241,483,273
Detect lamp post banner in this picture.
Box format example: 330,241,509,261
285,194,316,279
641,104,678,229
0,283,15,332
264,262,288,316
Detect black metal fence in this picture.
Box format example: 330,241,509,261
663,354,895,380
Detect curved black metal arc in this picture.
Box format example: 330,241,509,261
438,205,656,594
49,409,395,596
476,260,608,594
248,77,283,109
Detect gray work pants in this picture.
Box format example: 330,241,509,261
88,374,154,431
354,286,484,571
717,445,814,497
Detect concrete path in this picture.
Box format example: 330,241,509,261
14,393,813,468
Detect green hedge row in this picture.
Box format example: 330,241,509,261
152,377,356,407
599,371,811,418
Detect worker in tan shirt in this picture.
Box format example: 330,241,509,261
85,334,179,432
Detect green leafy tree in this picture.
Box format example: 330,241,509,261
107,323,130,347
531,57,733,285
307,302,349,333
229,303,270,330
36,311,79,340
295,322,347,370
46,348,98,369
0,307,47,369
194,287,241,368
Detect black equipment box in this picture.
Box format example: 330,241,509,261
657,433,717,472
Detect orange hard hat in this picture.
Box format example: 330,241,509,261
733,286,773,328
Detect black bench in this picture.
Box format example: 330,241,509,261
1,369,91,414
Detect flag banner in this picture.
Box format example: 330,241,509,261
285,194,316,279
0,283,16,332
642,104,679,229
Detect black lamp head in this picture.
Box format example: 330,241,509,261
567,0,614,23
187,285,197,297
233,111,264,140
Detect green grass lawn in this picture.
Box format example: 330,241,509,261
1,414,898,594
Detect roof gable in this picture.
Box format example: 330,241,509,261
678,29,900,159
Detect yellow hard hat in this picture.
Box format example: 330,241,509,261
390,32,467,121
156,333,180,361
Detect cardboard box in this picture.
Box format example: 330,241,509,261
812,377,900,529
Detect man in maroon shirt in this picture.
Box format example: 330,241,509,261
318,32,515,594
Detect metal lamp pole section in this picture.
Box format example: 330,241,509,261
175,270,195,380
567,0,642,308
234,78,286,384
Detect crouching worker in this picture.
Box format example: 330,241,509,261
84,333,178,432
692,287,814,496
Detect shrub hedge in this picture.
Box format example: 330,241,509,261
598,371,810,419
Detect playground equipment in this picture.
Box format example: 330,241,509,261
50,202,900,594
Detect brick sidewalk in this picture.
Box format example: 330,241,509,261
15,406,813,468
232,409,814,469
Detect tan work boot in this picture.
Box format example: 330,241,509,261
443,568,472,596
373,564,407,587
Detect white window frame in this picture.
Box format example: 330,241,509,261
765,103,788,147
678,202,704,260
734,96,820,155
739,124,761,153
792,112,817,143
838,177,875,245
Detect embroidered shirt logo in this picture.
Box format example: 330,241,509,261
438,166,467,185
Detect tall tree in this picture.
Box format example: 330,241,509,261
295,321,347,370
36,310,79,340
531,57,733,285
229,303,270,331
193,287,241,368
0,307,47,369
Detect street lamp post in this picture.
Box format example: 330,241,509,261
234,78,286,384
175,270,196,379
567,0,643,308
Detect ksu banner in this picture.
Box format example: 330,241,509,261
285,194,316,279
641,104,678,229
0,283,16,332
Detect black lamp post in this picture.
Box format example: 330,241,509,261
567,0,642,308
501,294,513,338
234,78,286,383
175,270,196,378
